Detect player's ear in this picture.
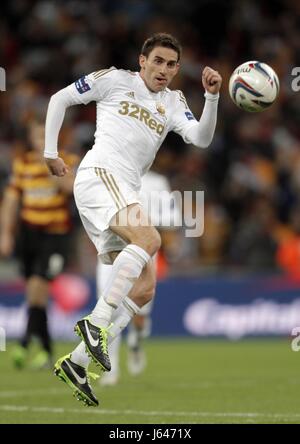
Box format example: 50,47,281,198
139,54,146,70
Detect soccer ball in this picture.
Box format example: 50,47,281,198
229,61,280,112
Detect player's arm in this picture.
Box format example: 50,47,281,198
172,67,222,149
201,66,222,95
51,155,80,194
187,66,221,148
44,87,81,176
44,70,116,176
0,187,20,257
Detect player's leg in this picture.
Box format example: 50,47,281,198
90,204,159,317
54,354,99,407
55,169,158,405
99,334,121,386
126,257,155,376
127,251,157,376
11,224,33,368
71,256,156,373
25,275,52,369
75,220,152,385
61,255,155,402
107,257,156,342
97,251,155,385
75,203,160,371
127,299,154,376
97,260,121,385
12,225,52,369
29,232,69,370
12,274,50,369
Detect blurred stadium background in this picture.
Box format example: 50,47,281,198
1,0,300,424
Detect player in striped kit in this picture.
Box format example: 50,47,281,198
0,120,78,370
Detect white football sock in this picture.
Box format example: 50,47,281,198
71,342,91,369
90,296,114,328
108,296,140,344
107,333,121,376
91,244,149,326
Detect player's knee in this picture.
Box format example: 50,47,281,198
127,225,161,257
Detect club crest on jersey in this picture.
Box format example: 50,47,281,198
75,76,91,94
156,103,165,115
185,111,195,121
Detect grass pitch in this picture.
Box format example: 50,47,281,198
0,338,299,424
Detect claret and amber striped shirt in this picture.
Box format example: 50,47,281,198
7,150,79,234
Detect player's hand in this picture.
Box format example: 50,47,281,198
202,66,222,95
44,157,69,177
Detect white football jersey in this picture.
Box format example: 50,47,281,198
67,68,198,190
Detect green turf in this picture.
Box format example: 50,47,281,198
0,338,299,424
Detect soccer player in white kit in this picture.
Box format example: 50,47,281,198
44,33,222,406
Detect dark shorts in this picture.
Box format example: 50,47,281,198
16,224,70,280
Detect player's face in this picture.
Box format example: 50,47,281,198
139,46,179,93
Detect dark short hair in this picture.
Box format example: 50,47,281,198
141,33,182,62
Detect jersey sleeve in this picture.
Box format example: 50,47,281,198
66,67,117,105
169,91,199,143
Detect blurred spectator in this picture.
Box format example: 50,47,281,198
277,205,300,279
0,120,79,369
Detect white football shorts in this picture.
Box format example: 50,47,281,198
74,167,141,264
